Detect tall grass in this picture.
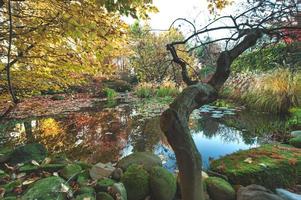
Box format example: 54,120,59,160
222,69,301,113
135,82,179,98
135,83,154,98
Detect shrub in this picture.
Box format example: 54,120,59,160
103,79,131,92
104,88,117,101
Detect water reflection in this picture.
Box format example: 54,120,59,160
0,102,288,171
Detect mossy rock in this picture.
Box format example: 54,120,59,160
289,137,301,148
60,164,82,180
96,192,114,200
121,164,150,200
149,166,176,200
0,146,13,163
117,152,162,172
19,163,66,173
95,178,116,192
210,144,301,189
205,177,235,200
21,176,68,200
75,193,96,200
76,186,95,195
77,170,91,186
9,143,47,165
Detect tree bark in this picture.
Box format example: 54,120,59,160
161,30,263,200
6,0,18,104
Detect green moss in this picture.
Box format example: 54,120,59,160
2,180,21,193
117,152,162,171
9,143,47,164
96,178,116,192
289,137,301,148
121,164,150,200
75,193,96,200
205,177,235,200
76,186,95,195
21,176,67,200
60,164,82,180
96,192,114,200
77,171,90,186
210,144,301,189
149,166,176,200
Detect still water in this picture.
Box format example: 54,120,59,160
0,101,287,171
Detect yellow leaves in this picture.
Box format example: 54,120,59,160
208,0,233,14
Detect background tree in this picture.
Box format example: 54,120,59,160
129,22,197,84
160,1,301,199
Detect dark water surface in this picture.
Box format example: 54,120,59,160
0,100,288,171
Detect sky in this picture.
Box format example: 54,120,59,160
148,0,211,31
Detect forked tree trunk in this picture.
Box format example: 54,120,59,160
160,30,262,200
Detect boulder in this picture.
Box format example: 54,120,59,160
21,176,69,200
111,168,123,181
149,166,176,200
89,162,115,180
205,177,235,200
96,192,114,200
237,185,284,200
121,164,150,200
289,137,301,148
276,188,301,200
60,164,82,180
291,130,301,138
110,182,127,200
210,144,301,189
9,143,47,164
96,178,116,192
117,152,162,172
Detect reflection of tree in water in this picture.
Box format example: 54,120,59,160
130,116,167,152
191,116,219,138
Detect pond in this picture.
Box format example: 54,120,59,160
0,99,289,172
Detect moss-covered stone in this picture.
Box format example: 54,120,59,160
205,177,235,200
9,143,47,164
96,192,114,200
149,166,176,200
60,164,82,180
0,146,13,163
121,164,150,200
76,186,95,195
77,170,90,186
289,137,301,148
210,144,301,189
75,193,96,200
21,176,68,200
117,152,162,172
95,178,116,192
19,163,66,173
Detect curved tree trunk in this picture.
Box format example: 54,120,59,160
161,30,262,200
